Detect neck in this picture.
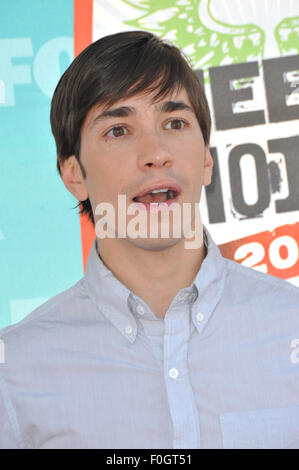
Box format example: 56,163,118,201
96,231,206,318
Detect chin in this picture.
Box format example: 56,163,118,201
126,235,183,252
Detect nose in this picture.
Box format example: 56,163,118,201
136,131,173,170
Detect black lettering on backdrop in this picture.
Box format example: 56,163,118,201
205,136,298,224
263,55,299,123
228,143,270,218
209,62,265,130
205,147,225,223
268,136,299,212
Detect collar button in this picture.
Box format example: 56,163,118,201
196,312,204,323
125,325,133,335
136,305,145,315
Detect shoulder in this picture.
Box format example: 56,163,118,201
225,256,299,291
223,257,299,312
0,277,92,449
0,276,101,401
0,277,89,345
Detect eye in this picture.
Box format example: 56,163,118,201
106,126,128,138
165,119,186,130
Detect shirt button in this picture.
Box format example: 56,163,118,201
196,312,204,323
136,305,145,315
125,325,133,335
169,368,179,379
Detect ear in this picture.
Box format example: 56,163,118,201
60,155,89,201
203,146,213,186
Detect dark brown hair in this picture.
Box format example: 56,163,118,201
50,30,211,225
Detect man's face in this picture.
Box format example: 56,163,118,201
79,86,213,250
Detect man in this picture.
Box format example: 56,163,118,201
0,31,299,449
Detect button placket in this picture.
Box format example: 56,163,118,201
163,307,200,448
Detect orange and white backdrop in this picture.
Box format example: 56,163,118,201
1,0,298,328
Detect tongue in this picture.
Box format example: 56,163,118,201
135,192,168,204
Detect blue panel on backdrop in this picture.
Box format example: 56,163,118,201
0,0,83,328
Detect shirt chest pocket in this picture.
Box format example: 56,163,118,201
220,406,299,449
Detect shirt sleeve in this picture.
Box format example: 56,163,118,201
0,374,24,449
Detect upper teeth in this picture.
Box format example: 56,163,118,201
150,188,169,194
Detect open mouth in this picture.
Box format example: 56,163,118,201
133,188,179,205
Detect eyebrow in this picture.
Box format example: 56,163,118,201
160,100,194,114
89,106,135,129
89,100,195,129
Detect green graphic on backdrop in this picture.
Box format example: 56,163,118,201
123,0,299,79
275,16,299,55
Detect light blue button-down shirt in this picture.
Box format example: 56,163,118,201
0,225,299,449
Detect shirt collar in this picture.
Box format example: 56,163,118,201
84,224,227,342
